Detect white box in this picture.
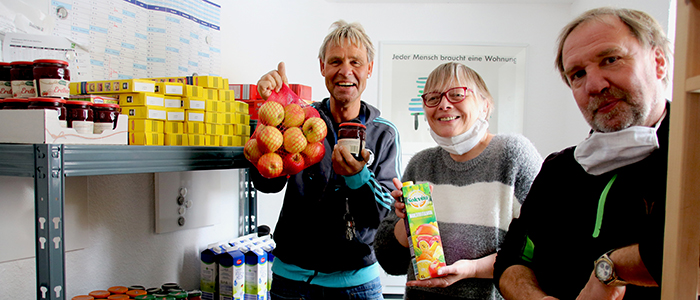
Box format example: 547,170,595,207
0,110,128,144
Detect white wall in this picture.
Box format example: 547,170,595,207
0,0,674,298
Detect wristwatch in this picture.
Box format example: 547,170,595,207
594,249,628,286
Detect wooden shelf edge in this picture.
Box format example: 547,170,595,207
686,75,700,93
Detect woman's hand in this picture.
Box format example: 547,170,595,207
406,259,478,288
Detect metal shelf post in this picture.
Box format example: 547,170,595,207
34,144,66,300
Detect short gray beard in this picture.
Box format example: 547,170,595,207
586,87,648,132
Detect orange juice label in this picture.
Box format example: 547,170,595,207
402,182,446,280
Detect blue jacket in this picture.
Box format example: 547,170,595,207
252,98,402,273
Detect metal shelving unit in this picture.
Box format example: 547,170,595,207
0,143,256,300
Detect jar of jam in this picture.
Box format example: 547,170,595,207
2,98,30,109
65,100,93,134
186,290,202,300
28,97,67,127
338,122,366,161
0,62,12,98
93,103,120,133
33,59,70,98
10,61,36,98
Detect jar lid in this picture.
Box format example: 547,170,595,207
29,97,67,104
134,295,156,300
88,290,111,298
71,296,95,300
4,98,29,103
128,285,146,290
33,59,69,66
107,294,130,300
65,100,93,106
10,61,34,66
93,102,120,108
0,62,10,66
108,286,129,294
186,290,202,296
339,122,366,128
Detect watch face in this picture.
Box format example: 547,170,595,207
596,260,612,280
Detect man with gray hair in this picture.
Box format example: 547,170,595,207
494,7,671,300
253,20,401,299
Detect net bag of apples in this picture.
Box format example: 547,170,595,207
244,84,328,178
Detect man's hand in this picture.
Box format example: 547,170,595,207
576,271,626,300
257,61,288,100
331,145,368,176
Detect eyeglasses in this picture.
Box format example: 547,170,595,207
421,87,473,108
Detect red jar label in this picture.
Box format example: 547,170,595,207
37,79,70,97
11,80,36,98
0,81,11,98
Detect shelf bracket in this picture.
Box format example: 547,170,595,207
34,144,65,300
239,168,257,235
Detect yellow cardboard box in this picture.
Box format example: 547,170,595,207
164,121,185,134
186,111,205,122
218,89,235,102
166,109,186,121
220,135,243,147
183,98,206,110
164,96,182,108
122,106,167,120
203,88,218,101
118,93,164,107
155,82,184,96
205,112,223,124
222,112,249,125
165,133,188,146
129,119,164,132
186,121,206,134
204,123,225,135
71,79,155,94
188,134,207,146
184,85,205,99
194,76,224,89
130,132,164,145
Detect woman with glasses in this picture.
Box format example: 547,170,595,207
374,62,543,299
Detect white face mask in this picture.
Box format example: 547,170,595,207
574,113,665,176
430,118,489,155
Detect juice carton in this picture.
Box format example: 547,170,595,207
402,181,447,280
218,245,245,300
260,241,276,300
244,246,268,300
201,242,226,300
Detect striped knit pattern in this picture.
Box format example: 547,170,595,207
375,133,542,300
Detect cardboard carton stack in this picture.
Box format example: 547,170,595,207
69,76,250,146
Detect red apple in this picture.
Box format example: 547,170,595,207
303,105,320,120
283,152,305,175
257,152,284,178
302,117,327,144
257,126,283,153
282,103,305,128
251,124,266,139
301,141,325,166
283,127,308,154
258,101,284,126
243,138,263,164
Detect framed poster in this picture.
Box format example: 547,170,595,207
378,42,527,157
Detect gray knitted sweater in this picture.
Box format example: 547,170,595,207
374,134,543,299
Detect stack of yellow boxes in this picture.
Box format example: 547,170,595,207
69,76,250,146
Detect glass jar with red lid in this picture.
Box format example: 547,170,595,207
33,59,70,98
92,103,120,133
28,97,67,127
2,98,30,109
10,61,36,98
338,122,366,161
0,62,12,99
65,100,94,134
